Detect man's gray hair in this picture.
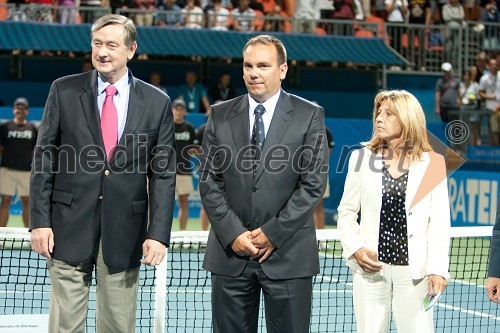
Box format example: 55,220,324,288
91,14,137,48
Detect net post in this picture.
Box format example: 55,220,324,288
153,248,167,333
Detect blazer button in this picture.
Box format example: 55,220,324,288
245,221,250,226
98,195,103,200
409,212,412,216
252,186,257,192
409,234,413,238
105,170,110,176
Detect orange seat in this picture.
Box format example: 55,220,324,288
0,0,7,21
355,27,375,38
401,33,420,48
316,27,327,35
365,15,389,44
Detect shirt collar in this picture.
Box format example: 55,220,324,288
98,69,129,96
248,89,281,115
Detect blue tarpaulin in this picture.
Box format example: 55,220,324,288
0,21,407,65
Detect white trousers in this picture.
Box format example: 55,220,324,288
352,264,434,333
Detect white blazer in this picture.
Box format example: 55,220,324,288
338,147,451,280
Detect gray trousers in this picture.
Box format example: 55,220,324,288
47,242,139,333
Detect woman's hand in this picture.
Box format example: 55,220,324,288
428,274,447,296
353,247,383,273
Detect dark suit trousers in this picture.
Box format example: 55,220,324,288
211,260,313,333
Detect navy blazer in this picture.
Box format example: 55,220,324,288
30,70,176,269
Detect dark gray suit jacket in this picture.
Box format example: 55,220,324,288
488,201,500,277
30,70,176,269
200,90,328,280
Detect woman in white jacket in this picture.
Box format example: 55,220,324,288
338,90,451,333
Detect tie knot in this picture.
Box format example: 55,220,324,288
105,85,117,97
254,104,266,116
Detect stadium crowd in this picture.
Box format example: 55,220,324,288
3,0,499,37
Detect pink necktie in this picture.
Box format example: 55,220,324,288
101,85,118,161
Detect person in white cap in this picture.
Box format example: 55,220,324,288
435,62,460,122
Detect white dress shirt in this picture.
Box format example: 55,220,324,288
248,90,280,141
97,70,130,141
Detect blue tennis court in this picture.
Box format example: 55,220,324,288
1,231,499,332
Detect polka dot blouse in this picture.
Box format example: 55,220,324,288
378,162,410,266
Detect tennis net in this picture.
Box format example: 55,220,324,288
1,227,498,332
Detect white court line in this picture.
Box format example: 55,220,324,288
436,303,500,321
451,278,485,288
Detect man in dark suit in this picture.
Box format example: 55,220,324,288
29,14,176,332
199,35,328,333
486,201,500,303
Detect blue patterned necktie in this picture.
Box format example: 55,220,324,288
251,104,266,175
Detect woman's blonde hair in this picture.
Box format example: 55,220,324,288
365,90,433,161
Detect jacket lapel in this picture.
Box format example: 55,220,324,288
229,96,250,153
79,70,104,148
118,74,146,147
111,74,146,166
254,91,293,183
368,150,383,210
406,153,430,212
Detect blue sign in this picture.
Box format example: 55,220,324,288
448,170,499,226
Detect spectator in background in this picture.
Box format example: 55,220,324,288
110,0,134,15
293,0,318,34
80,0,102,23
433,0,449,24
232,0,256,31
155,0,183,26
182,0,204,28
478,58,500,146
0,97,37,228
435,62,460,122
442,0,465,66
208,71,236,103
249,0,264,11
331,0,356,35
7,0,28,22
207,0,230,30
407,0,432,71
173,98,196,231
385,0,409,52
471,51,489,83
264,4,286,32
58,0,78,24
26,0,54,23
459,69,481,146
134,0,156,26
149,71,169,94
481,0,500,50
179,70,211,114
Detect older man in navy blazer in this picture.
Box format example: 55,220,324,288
29,14,176,332
200,35,328,333
486,201,500,303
